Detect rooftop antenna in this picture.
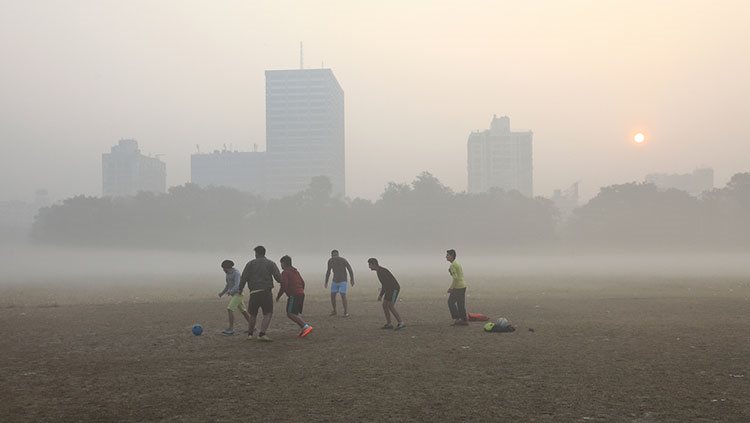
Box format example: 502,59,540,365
300,41,304,69
196,144,200,154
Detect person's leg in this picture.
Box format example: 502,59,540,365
247,295,260,336
258,290,274,339
456,288,467,321
288,313,306,328
330,291,337,315
381,300,392,325
260,313,273,333
387,302,402,324
448,290,459,320
237,295,251,325
240,309,251,325
247,313,257,335
286,296,306,328
227,309,235,330
341,294,349,316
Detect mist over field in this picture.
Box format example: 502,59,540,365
2,245,748,288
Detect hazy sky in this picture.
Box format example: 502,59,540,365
1,0,748,202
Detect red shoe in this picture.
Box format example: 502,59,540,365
299,325,313,338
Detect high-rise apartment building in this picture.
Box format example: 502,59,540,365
265,68,345,198
467,115,533,197
191,149,266,196
102,139,166,196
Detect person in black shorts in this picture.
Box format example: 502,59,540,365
276,255,313,338
368,258,405,330
240,245,282,342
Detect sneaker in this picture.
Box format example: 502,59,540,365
395,323,406,330
380,324,394,329
247,333,254,340
258,334,273,342
329,310,337,316
222,329,235,336
299,325,313,338
342,313,350,318
456,319,469,326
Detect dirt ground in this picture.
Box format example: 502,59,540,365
1,271,749,422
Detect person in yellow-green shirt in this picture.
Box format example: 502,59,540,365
446,249,468,326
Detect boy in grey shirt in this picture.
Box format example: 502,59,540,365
218,260,251,335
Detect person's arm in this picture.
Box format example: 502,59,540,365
324,259,332,287
271,262,282,284
239,263,251,293
276,272,287,302
376,271,385,300
218,280,230,297
346,260,355,286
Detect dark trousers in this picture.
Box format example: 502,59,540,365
448,287,467,320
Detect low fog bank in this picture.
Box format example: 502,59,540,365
25,173,750,254
1,245,748,286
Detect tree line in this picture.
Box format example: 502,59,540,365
30,172,750,251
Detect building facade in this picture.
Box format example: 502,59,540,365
265,68,345,198
551,182,580,219
102,139,166,197
645,168,714,197
468,115,533,197
191,150,266,196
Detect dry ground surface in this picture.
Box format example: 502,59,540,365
1,266,750,422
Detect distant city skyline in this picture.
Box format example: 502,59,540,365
1,1,748,203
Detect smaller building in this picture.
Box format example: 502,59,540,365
102,139,166,197
551,182,579,219
468,115,533,197
191,149,266,196
645,168,714,197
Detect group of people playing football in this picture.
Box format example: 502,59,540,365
218,246,467,341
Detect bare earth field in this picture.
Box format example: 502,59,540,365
1,266,750,422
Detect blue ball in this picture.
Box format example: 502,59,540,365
192,324,203,336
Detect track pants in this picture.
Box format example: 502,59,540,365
448,287,467,320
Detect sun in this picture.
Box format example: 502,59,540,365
634,133,645,144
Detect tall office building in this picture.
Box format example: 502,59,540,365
467,115,533,197
102,139,166,197
191,149,266,196
265,68,345,198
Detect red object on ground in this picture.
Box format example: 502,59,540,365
467,313,489,321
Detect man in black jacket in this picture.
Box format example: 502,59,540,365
240,245,282,342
